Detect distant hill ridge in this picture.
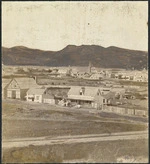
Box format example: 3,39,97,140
2,45,148,69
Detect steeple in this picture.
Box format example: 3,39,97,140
88,61,92,73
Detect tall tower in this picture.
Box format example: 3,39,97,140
88,61,92,73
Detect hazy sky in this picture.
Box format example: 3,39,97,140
2,1,148,51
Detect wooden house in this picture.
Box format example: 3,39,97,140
26,85,70,105
26,88,46,103
6,78,39,100
89,73,103,80
67,86,108,109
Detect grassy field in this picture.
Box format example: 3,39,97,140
2,99,148,140
2,99,148,163
37,76,103,86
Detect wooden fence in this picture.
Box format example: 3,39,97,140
103,106,148,117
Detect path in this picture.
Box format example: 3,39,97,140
3,131,148,149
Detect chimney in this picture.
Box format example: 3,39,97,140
33,76,37,83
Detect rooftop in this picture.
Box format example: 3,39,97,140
13,77,39,89
2,79,12,89
27,88,46,95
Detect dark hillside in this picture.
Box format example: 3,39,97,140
2,45,148,69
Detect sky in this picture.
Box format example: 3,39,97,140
2,1,148,51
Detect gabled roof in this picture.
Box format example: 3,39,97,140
13,78,39,89
68,86,100,97
42,94,54,99
2,79,12,89
103,91,116,99
27,88,46,95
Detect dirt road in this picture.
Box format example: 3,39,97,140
3,131,148,149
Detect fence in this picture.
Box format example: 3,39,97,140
103,106,148,117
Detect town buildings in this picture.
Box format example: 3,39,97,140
2,65,147,117
109,70,148,82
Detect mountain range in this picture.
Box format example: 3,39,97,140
2,45,148,69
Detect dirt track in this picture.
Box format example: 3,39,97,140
3,131,148,149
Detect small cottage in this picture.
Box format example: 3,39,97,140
26,88,46,103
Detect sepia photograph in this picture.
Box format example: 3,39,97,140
2,1,148,163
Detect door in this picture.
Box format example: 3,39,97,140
12,90,16,99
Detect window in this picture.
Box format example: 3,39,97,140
80,88,85,95
80,91,83,95
103,89,110,91
7,91,12,98
28,97,33,99
103,99,105,103
16,91,20,98
36,96,40,100
80,89,84,95
97,90,100,95
13,84,17,88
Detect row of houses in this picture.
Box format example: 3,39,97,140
109,70,148,82
76,72,104,80
2,77,126,109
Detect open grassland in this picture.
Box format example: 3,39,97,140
2,99,148,140
2,99,148,163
